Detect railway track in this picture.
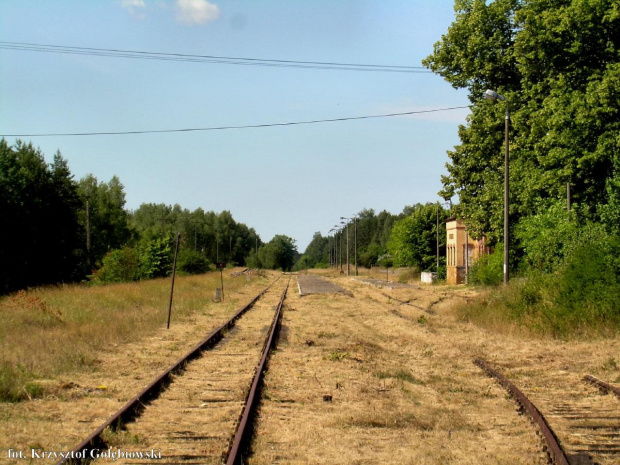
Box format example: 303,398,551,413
475,358,620,465
57,276,290,465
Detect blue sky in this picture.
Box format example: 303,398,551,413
0,0,469,251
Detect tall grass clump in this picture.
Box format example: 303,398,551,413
459,203,620,338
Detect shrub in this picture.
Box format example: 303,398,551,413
468,246,503,286
516,201,579,273
89,247,140,284
139,238,172,279
177,249,210,275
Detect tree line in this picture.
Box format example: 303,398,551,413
295,203,450,273
0,139,297,294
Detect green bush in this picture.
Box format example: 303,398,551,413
139,238,172,279
436,265,447,281
90,238,173,284
462,228,620,337
516,201,579,273
89,247,140,284
177,249,210,275
468,246,503,286
552,230,620,326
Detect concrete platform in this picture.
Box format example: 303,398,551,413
297,275,353,296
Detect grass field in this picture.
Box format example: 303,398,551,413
0,270,267,402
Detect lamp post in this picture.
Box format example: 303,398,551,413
341,216,358,276
334,225,342,272
329,228,336,268
340,219,350,276
484,89,510,285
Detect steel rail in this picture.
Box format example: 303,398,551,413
583,374,620,399
474,358,572,465
56,275,282,465
226,277,290,465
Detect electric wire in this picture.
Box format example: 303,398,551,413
0,106,470,138
0,41,431,73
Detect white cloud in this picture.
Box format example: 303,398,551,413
175,0,220,26
120,0,147,19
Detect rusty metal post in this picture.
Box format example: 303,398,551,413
220,265,225,301
167,232,181,329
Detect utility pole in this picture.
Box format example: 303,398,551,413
436,203,439,273
339,230,343,272
567,182,571,213
346,222,350,276
86,199,91,268
354,217,358,276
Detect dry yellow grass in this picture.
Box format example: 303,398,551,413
2,271,618,464
0,270,260,379
250,276,619,464
0,270,276,463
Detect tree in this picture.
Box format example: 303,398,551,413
387,203,448,271
78,174,131,268
424,0,620,244
259,235,298,271
295,232,329,270
0,140,82,293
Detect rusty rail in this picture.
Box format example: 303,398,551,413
583,374,620,399
57,275,282,465
226,277,290,465
474,358,572,465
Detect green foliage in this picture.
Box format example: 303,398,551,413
436,265,447,281
358,243,385,268
0,140,82,293
259,235,298,271
468,246,503,286
139,238,172,279
78,174,131,270
245,250,261,269
90,247,141,284
553,228,620,322
130,205,262,267
515,201,579,273
376,253,393,268
425,0,620,243
296,232,329,270
463,228,620,337
177,249,210,275
387,203,448,271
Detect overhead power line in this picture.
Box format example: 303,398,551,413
0,106,470,138
0,41,431,73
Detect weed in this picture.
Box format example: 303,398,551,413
326,350,349,362
100,426,141,446
0,361,44,402
417,315,427,325
602,357,618,371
